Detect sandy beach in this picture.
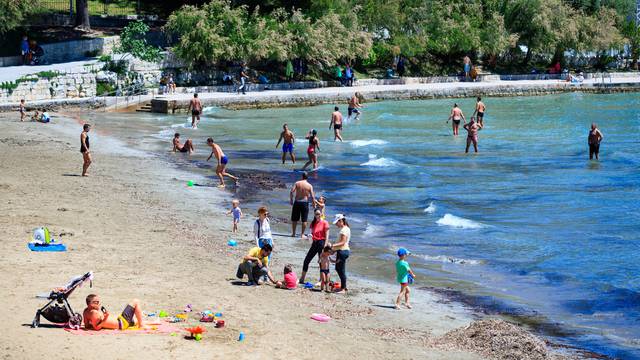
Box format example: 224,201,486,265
0,110,578,360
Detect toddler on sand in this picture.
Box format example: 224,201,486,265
276,264,298,290
395,248,416,309
227,199,242,233
319,246,334,292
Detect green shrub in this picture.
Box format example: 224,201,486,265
96,82,115,96
35,70,63,79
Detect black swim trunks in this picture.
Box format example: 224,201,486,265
179,146,189,153
453,119,461,125
118,304,136,329
477,111,484,118
291,201,309,222
348,107,360,117
334,123,342,130
192,109,200,116
320,269,330,275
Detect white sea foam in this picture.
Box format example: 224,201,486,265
361,154,398,167
424,201,437,214
350,139,388,148
418,254,483,265
171,122,193,129
436,214,484,229
363,223,384,236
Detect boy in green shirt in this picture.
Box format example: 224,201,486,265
395,248,416,309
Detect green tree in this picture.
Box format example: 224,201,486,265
0,0,36,34
115,21,162,62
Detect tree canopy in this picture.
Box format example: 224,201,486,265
0,0,37,34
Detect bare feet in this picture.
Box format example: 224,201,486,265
300,234,308,240
405,303,412,309
395,304,401,310
82,174,89,177
217,184,225,188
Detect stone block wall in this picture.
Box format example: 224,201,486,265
0,73,96,103
41,37,119,64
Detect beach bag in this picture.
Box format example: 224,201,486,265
33,227,52,244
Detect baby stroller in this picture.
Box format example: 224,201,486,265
32,271,93,329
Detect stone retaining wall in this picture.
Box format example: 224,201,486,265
0,73,96,103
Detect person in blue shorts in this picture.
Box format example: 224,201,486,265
395,248,416,309
207,137,238,188
276,123,296,164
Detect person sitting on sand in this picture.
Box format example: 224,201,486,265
236,243,276,286
83,294,148,330
172,133,194,154
464,117,482,153
206,137,238,188
276,264,298,290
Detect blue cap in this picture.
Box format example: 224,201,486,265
397,248,410,257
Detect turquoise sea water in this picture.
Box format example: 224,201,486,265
89,92,640,358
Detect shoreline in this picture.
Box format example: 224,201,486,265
0,111,587,359
151,78,640,112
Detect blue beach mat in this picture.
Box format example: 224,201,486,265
28,243,67,252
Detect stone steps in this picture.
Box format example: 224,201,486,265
135,102,152,112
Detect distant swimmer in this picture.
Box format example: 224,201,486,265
447,103,466,136
329,106,344,142
80,123,91,177
588,123,604,160
463,117,482,153
276,123,296,164
172,133,194,154
301,129,320,171
347,92,363,121
290,172,316,239
472,97,486,127
206,137,238,188
188,93,202,129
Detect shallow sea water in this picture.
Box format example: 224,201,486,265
86,92,640,358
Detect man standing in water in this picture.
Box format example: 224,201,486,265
188,93,202,129
447,103,466,136
472,97,486,127
348,92,363,121
275,123,296,164
290,172,316,239
80,123,91,177
463,117,482,153
207,137,238,188
588,123,604,160
329,106,344,142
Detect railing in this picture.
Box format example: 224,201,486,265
39,0,152,16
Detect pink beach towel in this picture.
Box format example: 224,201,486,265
64,321,180,336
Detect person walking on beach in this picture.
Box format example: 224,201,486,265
276,123,296,164
290,172,316,239
395,248,415,309
228,199,242,234
330,214,350,293
472,97,486,127
19,99,26,122
464,117,482,153
237,62,249,95
301,129,320,171
172,133,194,154
298,208,330,284
206,137,238,188
80,124,91,177
330,106,344,142
254,206,273,249
188,93,202,129
348,93,363,121
588,123,604,160
447,103,466,136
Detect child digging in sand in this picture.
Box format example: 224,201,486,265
395,248,415,309
319,246,334,292
227,199,242,233
276,264,298,290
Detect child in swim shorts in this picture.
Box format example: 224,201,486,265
227,199,242,233
319,246,334,292
395,248,415,309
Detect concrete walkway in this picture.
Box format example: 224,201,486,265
0,59,99,83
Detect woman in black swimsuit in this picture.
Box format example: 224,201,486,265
81,124,91,176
